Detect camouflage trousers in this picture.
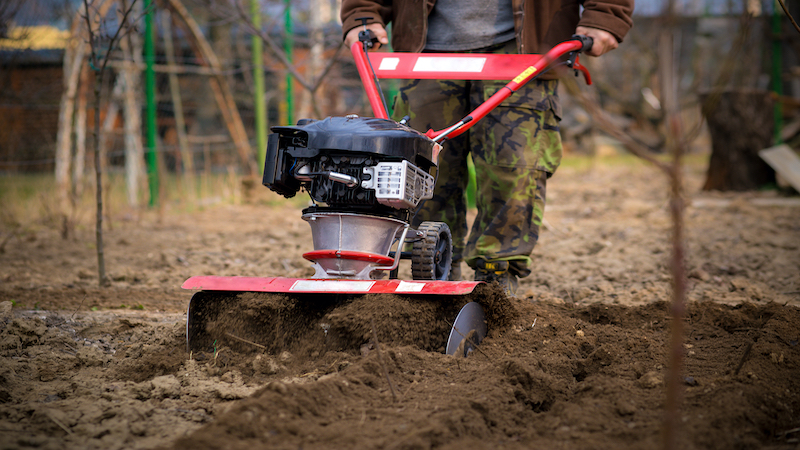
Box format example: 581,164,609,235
391,43,562,278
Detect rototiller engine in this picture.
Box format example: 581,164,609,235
263,115,450,281
182,31,594,357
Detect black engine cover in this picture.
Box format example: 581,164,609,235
262,116,438,200
273,116,437,167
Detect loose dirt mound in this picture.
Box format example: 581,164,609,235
1,159,798,449
188,283,511,356
167,299,800,450
1,299,798,450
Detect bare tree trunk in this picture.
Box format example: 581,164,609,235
120,71,143,208
119,3,145,207
299,0,328,119
94,68,109,286
73,63,89,201
82,0,121,286
167,0,256,175
99,77,123,160
701,89,775,191
661,26,687,450
55,38,86,235
122,67,145,207
162,9,195,197
99,77,124,234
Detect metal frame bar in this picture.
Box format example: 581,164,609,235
350,40,592,141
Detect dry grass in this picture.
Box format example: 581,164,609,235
0,169,301,233
0,153,712,234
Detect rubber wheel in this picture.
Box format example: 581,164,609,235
411,221,452,281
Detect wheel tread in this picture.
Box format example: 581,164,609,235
411,222,452,280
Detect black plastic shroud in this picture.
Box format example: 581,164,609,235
262,116,438,199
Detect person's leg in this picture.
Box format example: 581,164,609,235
466,75,561,292
392,79,471,278
468,166,547,277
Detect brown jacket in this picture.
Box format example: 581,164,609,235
341,0,633,55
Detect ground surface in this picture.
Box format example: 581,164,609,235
1,158,799,450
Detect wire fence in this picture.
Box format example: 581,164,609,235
1,8,798,185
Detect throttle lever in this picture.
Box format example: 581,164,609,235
356,17,380,49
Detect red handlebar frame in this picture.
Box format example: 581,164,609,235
350,40,592,141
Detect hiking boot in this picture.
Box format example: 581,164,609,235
473,259,518,297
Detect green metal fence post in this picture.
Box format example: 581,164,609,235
144,0,159,206
284,0,294,126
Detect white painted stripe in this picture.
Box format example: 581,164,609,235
395,281,426,293
378,57,400,71
413,57,486,73
290,280,376,292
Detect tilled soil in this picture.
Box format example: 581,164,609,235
1,158,798,449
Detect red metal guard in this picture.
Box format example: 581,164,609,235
182,275,482,295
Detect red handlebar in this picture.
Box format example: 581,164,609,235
350,38,593,141
351,40,391,119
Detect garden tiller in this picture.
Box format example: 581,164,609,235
182,29,594,356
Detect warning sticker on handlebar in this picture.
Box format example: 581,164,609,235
378,58,400,71
512,66,537,84
413,57,486,73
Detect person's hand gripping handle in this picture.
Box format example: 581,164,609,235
345,18,389,50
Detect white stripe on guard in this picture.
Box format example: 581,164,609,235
378,57,400,71
291,280,376,292
395,281,426,293
413,57,486,73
